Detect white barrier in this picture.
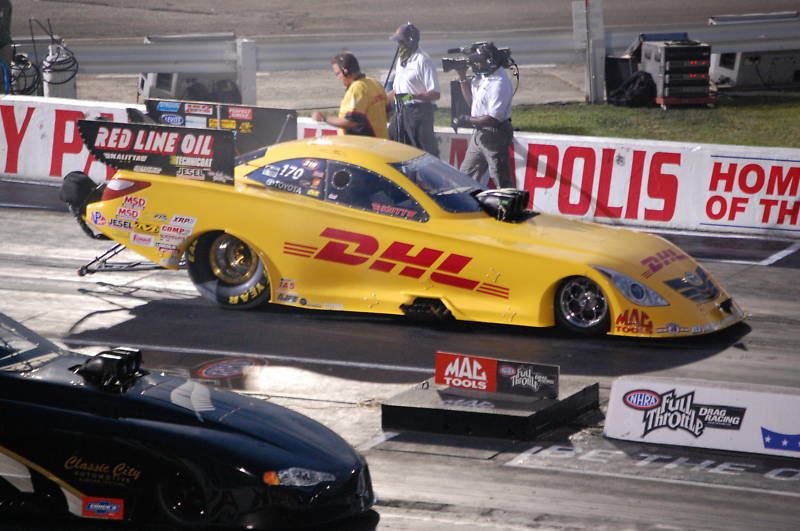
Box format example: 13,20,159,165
2,95,799,239
605,376,800,459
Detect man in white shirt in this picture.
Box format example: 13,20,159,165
454,42,515,189
387,22,440,156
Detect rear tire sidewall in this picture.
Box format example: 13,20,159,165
154,468,208,530
187,232,270,310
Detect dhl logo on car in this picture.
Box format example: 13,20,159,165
284,228,510,299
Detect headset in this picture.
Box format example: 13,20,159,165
334,52,359,77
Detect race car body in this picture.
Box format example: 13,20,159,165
67,120,744,337
0,312,373,528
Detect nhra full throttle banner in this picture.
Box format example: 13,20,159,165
144,99,298,155
77,120,235,184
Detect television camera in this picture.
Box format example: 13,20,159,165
441,41,515,75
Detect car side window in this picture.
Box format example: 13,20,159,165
325,162,428,222
247,158,326,200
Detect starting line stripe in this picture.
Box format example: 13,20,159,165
64,338,434,374
505,451,800,499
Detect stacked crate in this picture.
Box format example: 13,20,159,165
640,40,712,107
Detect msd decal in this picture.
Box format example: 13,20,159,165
283,228,510,298
435,352,497,392
82,497,124,520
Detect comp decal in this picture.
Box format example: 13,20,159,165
283,228,510,299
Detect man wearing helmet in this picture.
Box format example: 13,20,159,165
387,22,440,156
453,42,515,189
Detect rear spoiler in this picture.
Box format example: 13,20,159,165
78,120,236,185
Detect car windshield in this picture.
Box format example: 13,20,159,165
390,154,484,213
0,321,59,373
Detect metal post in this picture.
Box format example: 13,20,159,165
236,38,257,105
573,0,606,103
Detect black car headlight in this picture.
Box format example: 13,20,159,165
593,266,668,307
263,467,335,487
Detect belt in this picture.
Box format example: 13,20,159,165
403,101,433,107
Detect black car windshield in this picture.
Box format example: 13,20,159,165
390,154,484,213
0,322,59,372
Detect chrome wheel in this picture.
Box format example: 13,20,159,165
208,234,258,285
556,276,609,334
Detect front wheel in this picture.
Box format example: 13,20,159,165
186,232,270,309
554,276,610,336
155,468,208,529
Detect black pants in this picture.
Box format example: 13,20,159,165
390,102,439,157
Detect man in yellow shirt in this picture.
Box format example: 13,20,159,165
312,51,388,139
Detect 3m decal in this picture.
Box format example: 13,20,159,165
288,228,509,298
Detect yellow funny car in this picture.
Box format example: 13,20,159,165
62,119,744,338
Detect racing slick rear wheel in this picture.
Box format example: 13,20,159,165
155,468,208,529
554,276,610,336
187,231,270,310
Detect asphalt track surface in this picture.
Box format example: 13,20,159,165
4,2,800,530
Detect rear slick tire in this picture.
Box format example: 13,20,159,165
554,276,610,337
186,232,270,310
155,468,208,529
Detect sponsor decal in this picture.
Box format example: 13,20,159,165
115,207,140,221
133,220,159,234
208,118,237,130
285,228,509,299
170,215,197,229
615,309,653,334
761,427,800,453
160,113,185,126
371,202,418,219
277,293,299,303
132,165,162,174
227,107,254,121
193,357,262,380
66,456,141,486
91,212,107,226
656,322,690,334
623,388,746,438
173,155,212,168
82,497,124,520
176,167,206,179
122,196,146,209
184,103,214,115
130,233,155,247
160,225,190,237
184,115,207,128
435,352,497,392
108,218,132,231
156,101,182,112
279,278,296,290
154,213,168,222
664,267,719,303
158,233,186,244
640,248,688,279
239,121,253,134
496,362,558,398
622,389,661,410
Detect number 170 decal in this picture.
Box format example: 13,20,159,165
283,227,509,299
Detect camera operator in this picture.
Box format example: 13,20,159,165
386,22,440,156
312,51,388,139
453,43,515,189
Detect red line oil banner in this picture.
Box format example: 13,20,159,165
144,99,297,155
77,120,235,185
434,351,559,399
605,375,800,459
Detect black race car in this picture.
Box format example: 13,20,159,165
0,312,373,529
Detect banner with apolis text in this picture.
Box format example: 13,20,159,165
2,95,798,239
